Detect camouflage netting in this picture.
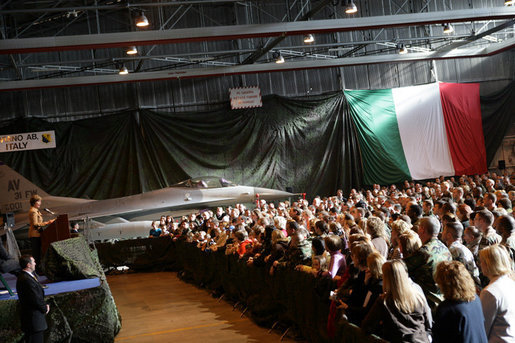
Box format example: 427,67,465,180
0,237,121,343
43,237,103,281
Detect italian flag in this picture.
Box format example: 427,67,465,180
345,83,487,185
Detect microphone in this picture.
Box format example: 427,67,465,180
44,208,55,215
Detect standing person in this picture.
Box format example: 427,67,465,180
479,245,515,342
432,261,487,343
16,255,49,343
28,195,55,272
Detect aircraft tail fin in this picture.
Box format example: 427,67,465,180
0,162,49,214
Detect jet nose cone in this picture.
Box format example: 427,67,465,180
253,187,295,200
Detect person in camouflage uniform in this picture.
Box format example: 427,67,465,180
475,209,502,251
273,221,312,270
404,216,452,308
441,221,481,287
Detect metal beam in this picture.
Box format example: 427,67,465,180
0,1,247,14
7,35,468,68
241,0,331,64
436,18,515,52
0,38,512,91
1,7,514,55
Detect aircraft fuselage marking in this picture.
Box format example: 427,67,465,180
8,179,20,192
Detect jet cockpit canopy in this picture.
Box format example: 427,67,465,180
171,177,237,188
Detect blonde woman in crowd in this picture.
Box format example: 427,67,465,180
398,230,422,258
479,245,515,342
366,217,389,259
362,260,432,342
389,219,413,259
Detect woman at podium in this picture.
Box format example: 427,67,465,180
28,195,55,273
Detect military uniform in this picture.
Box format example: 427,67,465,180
478,228,502,251
404,237,451,308
449,241,480,286
277,239,312,268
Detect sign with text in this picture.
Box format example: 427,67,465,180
229,86,262,109
0,130,56,153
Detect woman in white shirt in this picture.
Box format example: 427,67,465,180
479,244,515,342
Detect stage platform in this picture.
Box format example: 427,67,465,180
0,273,101,301
0,237,121,343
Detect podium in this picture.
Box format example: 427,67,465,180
41,214,70,256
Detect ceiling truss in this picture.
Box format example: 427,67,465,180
0,1,513,90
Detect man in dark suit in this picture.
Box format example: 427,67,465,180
16,255,49,343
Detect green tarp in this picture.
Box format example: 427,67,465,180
0,82,512,199
0,93,362,199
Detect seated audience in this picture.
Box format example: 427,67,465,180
495,215,515,253
149,221,163,238
366,217,389,259
345,251,385,324
463,225,482,258
441,221,480,286
405,217,451,307
144,169,514,341
476,210,502,251
324,235,347,280
388,219,412,259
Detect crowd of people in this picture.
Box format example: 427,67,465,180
148,172,515,343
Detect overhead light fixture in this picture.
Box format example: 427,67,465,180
119,65,129,75
398,43,408,54
345,1,358,14
304,34,315,44
272,51,285,64
443,23,454,34
275,54,285,64
126,46,138,55
66,10,78,18
505,0,514,5
135,13,149,27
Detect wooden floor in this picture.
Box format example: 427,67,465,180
108,272,285,343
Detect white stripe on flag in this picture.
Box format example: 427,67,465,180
392,83,455,180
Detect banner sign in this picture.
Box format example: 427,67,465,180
229,86,262,109
0,130,56,153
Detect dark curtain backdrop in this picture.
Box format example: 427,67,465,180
481,80,515,166
0,81,511,201
0,93,363,200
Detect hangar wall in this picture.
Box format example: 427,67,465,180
0,0,513,121
0,0,513,197
1,52,513,121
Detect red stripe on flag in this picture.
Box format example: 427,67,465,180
439,82,487,176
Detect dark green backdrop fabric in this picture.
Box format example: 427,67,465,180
0,93,363,199
0,82,511,201
481,80,515,166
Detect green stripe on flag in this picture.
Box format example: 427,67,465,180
345,89,411,185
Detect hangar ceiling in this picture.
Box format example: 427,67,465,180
0,0,514,91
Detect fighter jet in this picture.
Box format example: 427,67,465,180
0,162,295,240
